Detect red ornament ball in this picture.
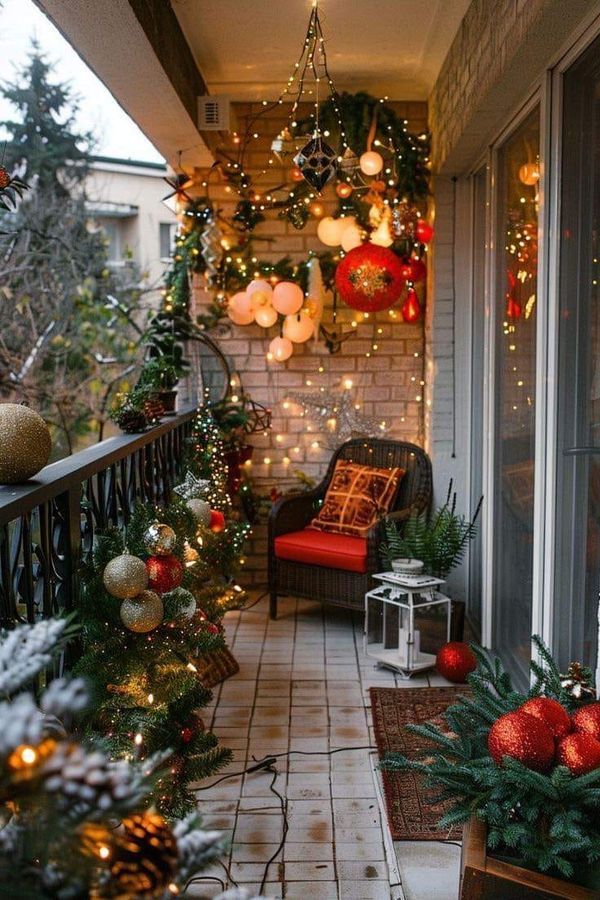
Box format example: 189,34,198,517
415,219,434,243
556,732,600,775
0,166,10,190
181,715,204,744
572,702,600,740
436,642,477,684
520,697,571,741
200,620,220,635
488,711,555,772
335,243,405,312
209,509,226,533
399,257,427,284
145,554,183,594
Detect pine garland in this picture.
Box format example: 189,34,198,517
382,638,600,880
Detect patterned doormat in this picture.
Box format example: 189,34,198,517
369,686,470,841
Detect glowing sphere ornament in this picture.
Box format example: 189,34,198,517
488,710,555,772
0,403,52,484
103,552,148,600
519,162,540,186
143,522,177,556
227,292,254,325
435,641,477,683
336,182,353,199
335,243,405,312
283,311,314,344
247,279,273,299
556,732,600,775
254,304,279,328
290,165,304,182
269,335,293,362
340,223,364,252
146,554,183,594
120,590,164,633
272,281,303,315
520,697,571,741
572,702,600,740
416,220,434,243
317,216,345,247
359,150,384,176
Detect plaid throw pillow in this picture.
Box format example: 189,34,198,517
311,459,404,537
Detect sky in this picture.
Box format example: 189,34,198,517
0,0,164,164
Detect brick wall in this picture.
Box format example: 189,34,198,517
193,101,428,584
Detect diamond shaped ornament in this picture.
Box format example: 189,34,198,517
294,136,337,192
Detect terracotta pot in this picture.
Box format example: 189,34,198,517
225,444,254,495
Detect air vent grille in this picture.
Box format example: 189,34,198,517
198,95,230,131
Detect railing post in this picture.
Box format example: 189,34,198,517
54,486,82,615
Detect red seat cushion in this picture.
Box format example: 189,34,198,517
274,528,368,574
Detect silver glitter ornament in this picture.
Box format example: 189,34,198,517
119,590,164,633
187,498,211,526
174,471,211,501
143,522,176,556
103,552,148,599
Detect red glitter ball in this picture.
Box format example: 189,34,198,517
145,554,183,594
556,732,600,775
572,702,600,741
520,697,571,741
488,711,555,772
435,642,477,684
209,509,226,533
335,243,405,312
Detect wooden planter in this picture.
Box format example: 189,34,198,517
460,817,598,899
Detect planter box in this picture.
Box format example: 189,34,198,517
459,816,597,899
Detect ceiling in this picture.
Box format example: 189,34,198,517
171,0,470,101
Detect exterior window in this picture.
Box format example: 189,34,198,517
492,109,540,685
553,35,600,670
102,220,121,263
160,222,177,260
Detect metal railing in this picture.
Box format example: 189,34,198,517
0,405,197,626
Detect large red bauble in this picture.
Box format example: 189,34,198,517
209,509,226,533
572,702,600,740
520,697,571,741
488,711,555,771
436,641,477,684
556,732,600,775
335,243,405,312
145,554,183,594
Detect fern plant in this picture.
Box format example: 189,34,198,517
382,480,482,577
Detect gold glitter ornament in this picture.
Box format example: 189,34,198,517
102,552,148,599
119,591,163,633
143,522,176,556
0,403,52,484
107,811,178,898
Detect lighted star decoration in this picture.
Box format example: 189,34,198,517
288,385,388,450
174,471,211,501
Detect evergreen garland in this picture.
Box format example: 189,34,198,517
382,638,600,881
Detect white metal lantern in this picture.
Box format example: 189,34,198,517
364,571,452,678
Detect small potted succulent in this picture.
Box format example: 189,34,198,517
138,356,181,415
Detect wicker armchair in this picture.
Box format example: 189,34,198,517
268,438,432,619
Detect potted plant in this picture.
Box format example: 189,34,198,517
138,355,181,414
109,385,162,434
381,638,600,898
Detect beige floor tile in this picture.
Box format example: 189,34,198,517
284,861,336,881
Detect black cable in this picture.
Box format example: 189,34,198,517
259,762,288,894
239,590,268,612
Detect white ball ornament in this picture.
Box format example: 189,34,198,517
268,336,294,362
187,498,211,526
254,304,279,328
272,281,304,315
317,216,345,247
227,292,254,325
283,311,315,343
359,150,384,175
340,223,364,252
246,279,273,299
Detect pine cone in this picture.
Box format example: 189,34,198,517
41,743,146,814
102,811,178,898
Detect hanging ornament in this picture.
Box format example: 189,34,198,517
402,287,421,323
268,335,294,362
317,216,346,247
560,662,596,702
143,522,177,557
392,202,420,239
283,311,314,344
572,702,600,740
309,200,325,218
370,207,394,248
336,182,353,199
435,642,477,683
146,554,183,594
340,222,364,252
519,162,540,186
306,256,325,339
415,219,434,244
247,279,273,301
335,243,405,312
487,710,555,772
289,383,387,449
290,164,305,182
254,304,279,328
399,257,427,283
199,217,222,282
272,281,303,315
120,591,164,633
520,697,571,741
227,292,254,325
294,136,337,192
359,150,384,176
339,146,360,172
0,403,52,484
209,509,226,533
187,498,211,526
103,552,149,600
556,732,600,775
505,293,522,320
108,811,178,896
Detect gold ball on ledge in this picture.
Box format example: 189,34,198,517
120,591,164,633
103,552,149,600
0,403,52,484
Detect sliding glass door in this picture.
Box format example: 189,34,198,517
491,110,540,685
553,34,600,670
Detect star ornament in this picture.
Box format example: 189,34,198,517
174,471,211,501
288,389,387,449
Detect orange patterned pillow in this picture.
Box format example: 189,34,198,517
311,459,404,537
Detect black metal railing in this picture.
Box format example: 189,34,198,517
0,405,197,626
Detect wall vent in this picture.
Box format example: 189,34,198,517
198,95,230,131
